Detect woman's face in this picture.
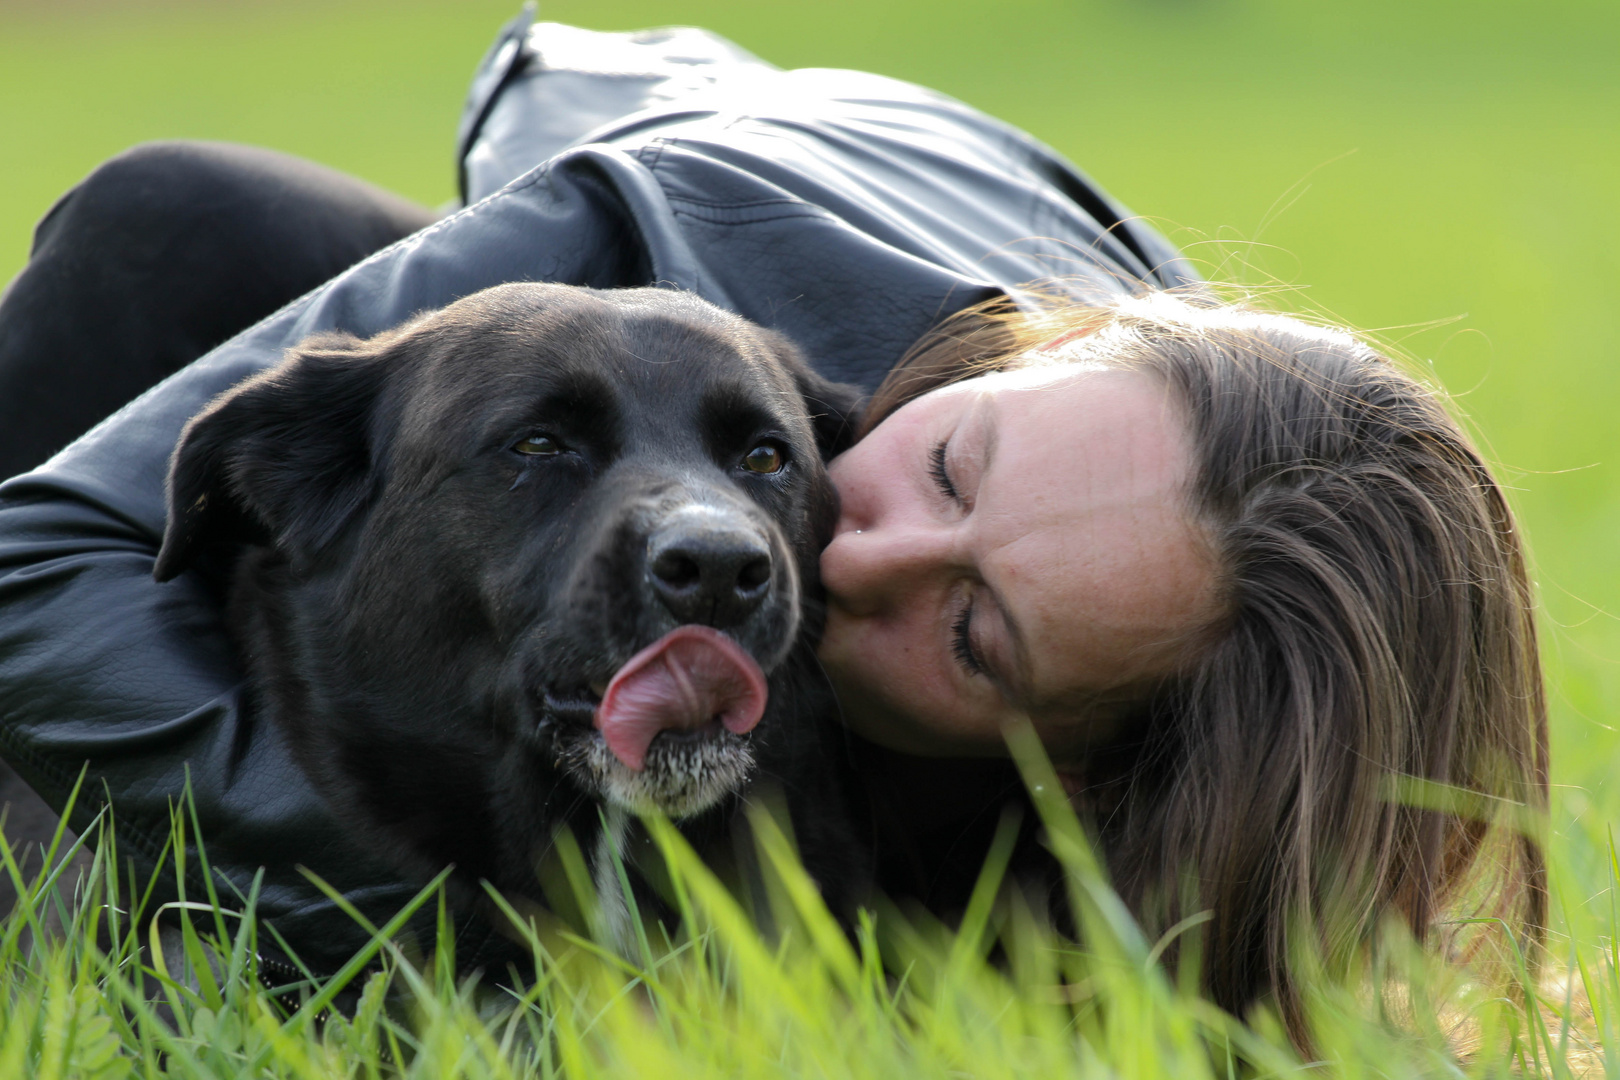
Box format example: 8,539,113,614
816,361,1217,760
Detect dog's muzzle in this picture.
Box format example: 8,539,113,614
538,495,802,818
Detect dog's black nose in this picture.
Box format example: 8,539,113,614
647,524,773,628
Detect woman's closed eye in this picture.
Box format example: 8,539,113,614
928,439,960,503
951,601,985,677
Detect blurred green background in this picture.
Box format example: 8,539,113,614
1,0,1616,894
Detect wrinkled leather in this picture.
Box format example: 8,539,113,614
0,14,1196,969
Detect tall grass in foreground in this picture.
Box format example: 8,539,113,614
0,735,1604,1078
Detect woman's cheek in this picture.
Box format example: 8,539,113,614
823,614,902,697
817,609,882,690
867,624,941,707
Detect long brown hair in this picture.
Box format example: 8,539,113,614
865,289,1548,1033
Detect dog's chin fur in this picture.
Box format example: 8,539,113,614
553,729,757,819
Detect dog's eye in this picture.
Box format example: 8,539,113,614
513,433,563,456
742,443,785,475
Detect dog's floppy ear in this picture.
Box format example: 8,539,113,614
153,331,392,582
757,329,866,461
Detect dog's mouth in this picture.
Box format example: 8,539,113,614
596,626,767,770
540,684,606,725
540,626,768,818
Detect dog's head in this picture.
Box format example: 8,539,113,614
155,283,860,825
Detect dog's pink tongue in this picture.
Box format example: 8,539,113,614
595,626,767,772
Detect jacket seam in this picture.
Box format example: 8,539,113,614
660,188,808,210
669,207,828,227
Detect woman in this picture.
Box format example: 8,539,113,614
826,291,1546,1029
0,13,1543,1028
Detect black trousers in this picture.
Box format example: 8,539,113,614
0,140,437,477
0,140,436,907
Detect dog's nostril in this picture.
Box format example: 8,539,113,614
737,555,771,594
651,550,703,591
646,528,775,628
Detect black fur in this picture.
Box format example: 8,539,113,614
156,282,870,932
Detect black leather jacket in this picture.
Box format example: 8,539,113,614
0,11,1195,969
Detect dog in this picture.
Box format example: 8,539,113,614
153,282,870,942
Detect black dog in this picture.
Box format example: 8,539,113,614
153,282,869,939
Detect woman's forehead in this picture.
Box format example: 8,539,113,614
981,369,1190,484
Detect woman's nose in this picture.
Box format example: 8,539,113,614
820,521,952,616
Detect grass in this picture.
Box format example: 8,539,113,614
1,0,1617,1073
0,735,1596,1079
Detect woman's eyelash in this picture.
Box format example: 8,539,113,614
928,440,959,502
951,604,984,677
